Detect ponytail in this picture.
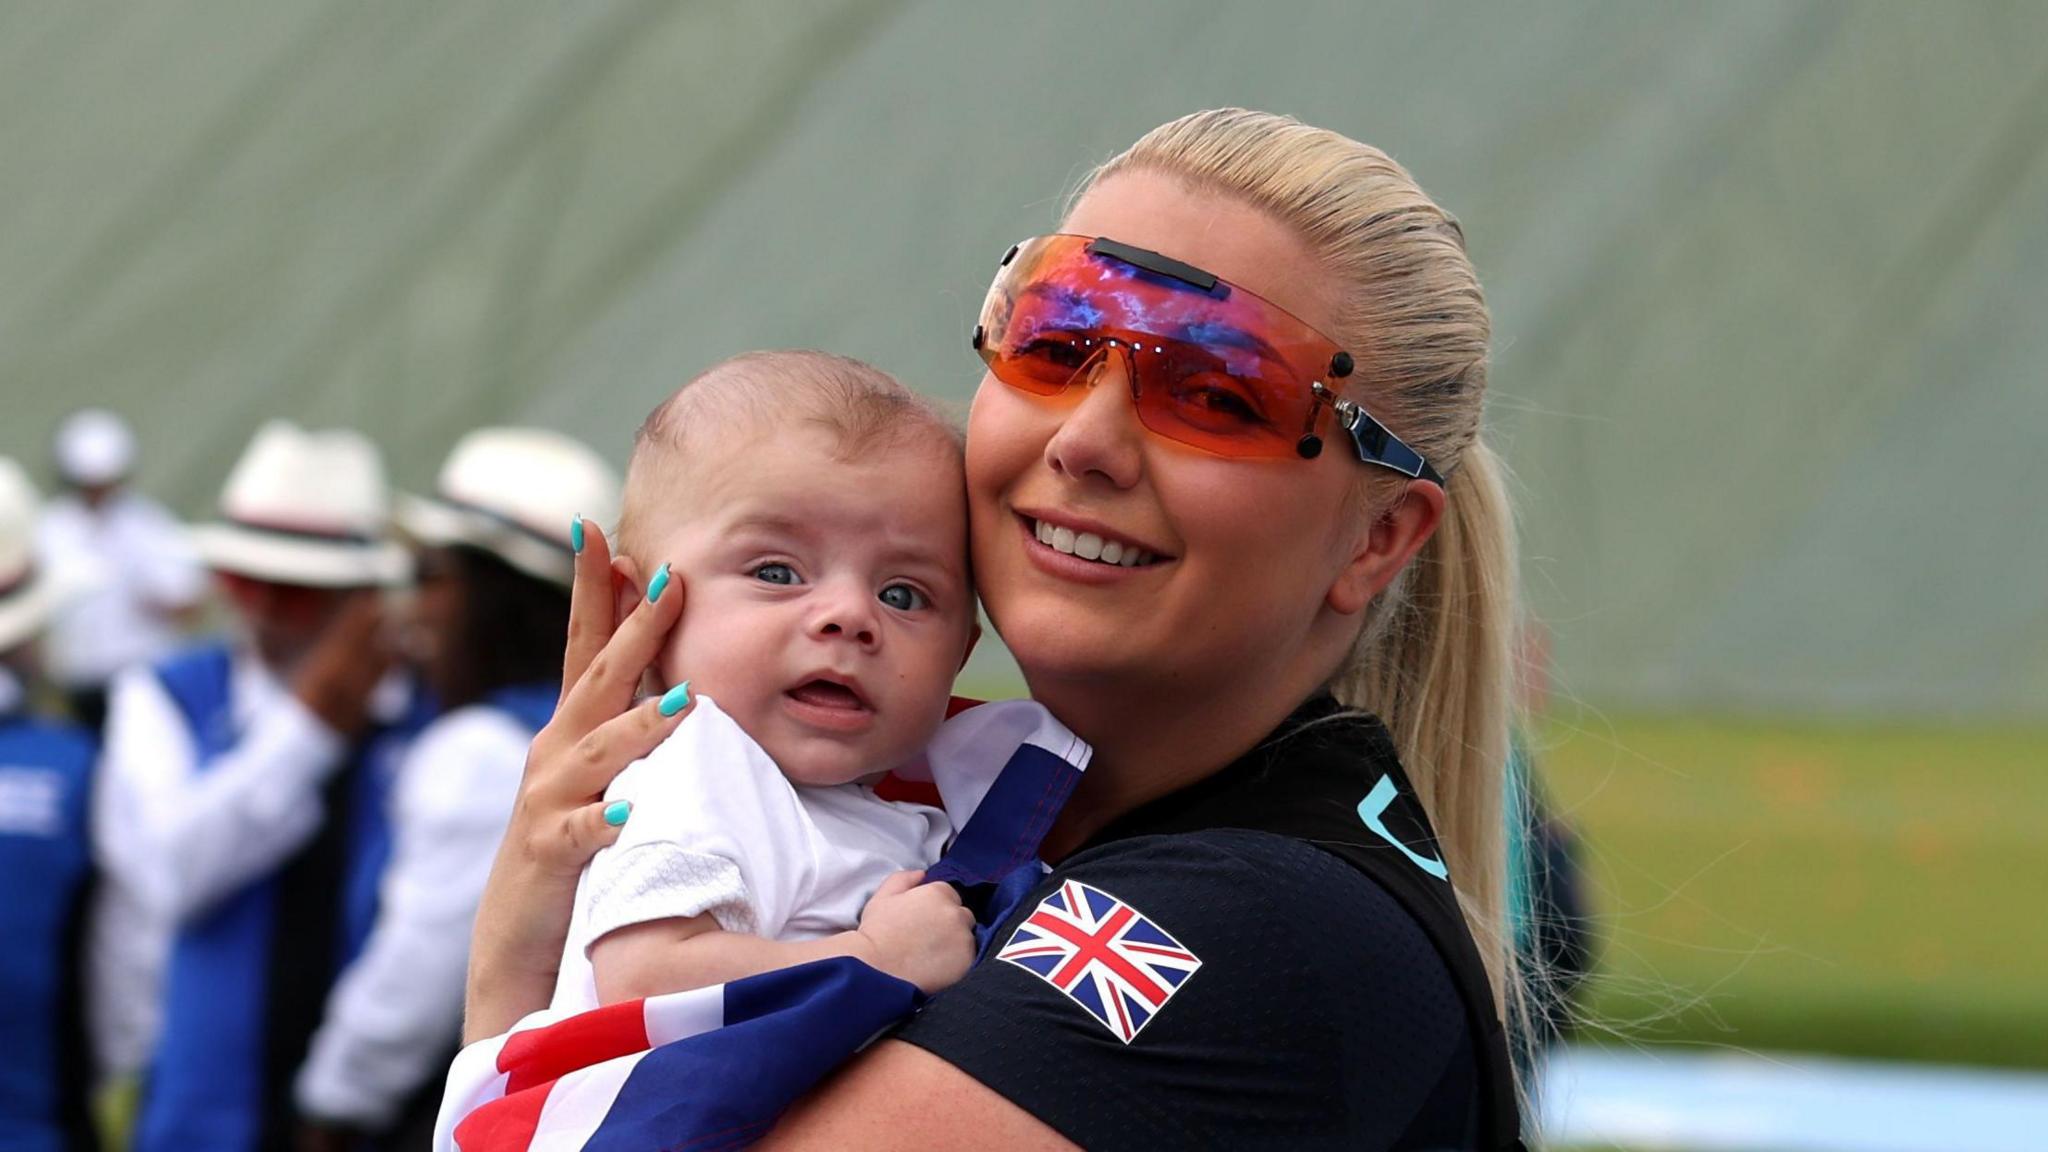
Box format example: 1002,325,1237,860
1331,438,1517,1005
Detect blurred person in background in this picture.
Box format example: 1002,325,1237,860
91,422,423,1152
0,459,99,1152
34,409,205,731
292,429,618,1152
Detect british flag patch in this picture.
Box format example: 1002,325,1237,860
994,880,1201,1043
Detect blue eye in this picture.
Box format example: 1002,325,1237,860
879,584,927,611
752,562,800,586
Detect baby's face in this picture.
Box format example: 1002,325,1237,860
638,427,975,786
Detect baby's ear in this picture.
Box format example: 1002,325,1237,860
611,555,645,624
958,620,983,672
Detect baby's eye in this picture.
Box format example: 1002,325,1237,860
878,583,928,611
751,562,801,586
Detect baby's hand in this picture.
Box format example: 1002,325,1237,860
856,870,976,994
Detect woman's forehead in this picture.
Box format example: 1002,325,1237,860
1063,170,1340,338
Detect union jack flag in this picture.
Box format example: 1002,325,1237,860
995,880,1201,1043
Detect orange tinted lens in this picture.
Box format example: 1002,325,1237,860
976,235,1336,458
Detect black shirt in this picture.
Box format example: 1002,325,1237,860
896,697,1502,1151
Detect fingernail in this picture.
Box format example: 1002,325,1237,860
658,680,692,717
646,563,671,604
603,800,631,827
570,517,586,554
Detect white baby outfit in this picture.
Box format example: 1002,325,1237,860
549,695,1088,1013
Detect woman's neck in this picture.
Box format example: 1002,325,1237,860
1030,660,1333,860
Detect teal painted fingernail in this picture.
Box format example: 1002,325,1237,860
658,680,692,717
646,564,671,604
570,517,585,553
603,800,631,827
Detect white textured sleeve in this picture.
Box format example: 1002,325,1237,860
578,697,815,950
95,664,347,924
293,707,531,1129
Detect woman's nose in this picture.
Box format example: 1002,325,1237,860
1043,347,1145,488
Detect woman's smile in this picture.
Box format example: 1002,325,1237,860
1016,510,1170,569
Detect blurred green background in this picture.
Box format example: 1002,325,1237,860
4,0,2043,1079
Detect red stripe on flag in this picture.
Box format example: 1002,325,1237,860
944,695,984,718
498,1000,651,1094
453,1082,551,1152
872,773,943,808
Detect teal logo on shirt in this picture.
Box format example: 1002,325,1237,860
1356,774,1449,881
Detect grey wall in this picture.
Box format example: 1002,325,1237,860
4,1,2043,714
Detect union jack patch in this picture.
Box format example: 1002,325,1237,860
995,880,1202,1043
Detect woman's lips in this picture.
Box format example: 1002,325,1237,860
1015,513,1170,584
1015,511,1170,568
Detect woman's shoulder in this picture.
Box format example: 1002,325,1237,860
894,828,1476,1151
1053,827,1459,1001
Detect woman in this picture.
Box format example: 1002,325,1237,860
467,109,1522,1150
293,429,620,1150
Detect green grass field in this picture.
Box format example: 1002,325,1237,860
1537,711,2047,1070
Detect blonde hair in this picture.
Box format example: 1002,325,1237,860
617,350,962,559
1083,111,1519,1011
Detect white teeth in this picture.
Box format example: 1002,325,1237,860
1031,518,1155,568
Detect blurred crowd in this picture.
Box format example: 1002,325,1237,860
0,409,621,1152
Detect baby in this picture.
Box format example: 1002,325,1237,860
547,351,1080,1014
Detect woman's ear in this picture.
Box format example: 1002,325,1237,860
1327,479,1445,616
611,555,645,624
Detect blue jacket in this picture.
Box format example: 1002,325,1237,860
135,644,433,1152
0,710,97,1152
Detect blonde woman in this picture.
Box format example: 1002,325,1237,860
466,109,1523,1151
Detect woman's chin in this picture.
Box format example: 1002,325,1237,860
999,610,1154,689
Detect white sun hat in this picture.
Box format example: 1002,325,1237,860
188,422,410,588
0,458,62,651
397,427,621,588
53,408,138,487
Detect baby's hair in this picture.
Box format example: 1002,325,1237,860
617,350,962,559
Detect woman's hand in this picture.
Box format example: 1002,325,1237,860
463,518,690,1042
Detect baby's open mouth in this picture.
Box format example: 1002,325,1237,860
787,679,869,711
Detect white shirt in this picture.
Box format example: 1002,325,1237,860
35,492,205,689
86,648,405,1081
550,696,1089,1014
294,703,533,1129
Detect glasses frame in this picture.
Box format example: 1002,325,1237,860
976,235,1443,487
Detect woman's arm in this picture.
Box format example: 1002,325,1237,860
759,1040,1076,1151
463,520,689,1042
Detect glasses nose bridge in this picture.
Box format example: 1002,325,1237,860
1074,336,1141,402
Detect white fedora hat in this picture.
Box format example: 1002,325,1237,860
0,458,62,651
397,427,621,588
189,422,409,588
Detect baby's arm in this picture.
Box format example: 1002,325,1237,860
590,870,975,1005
